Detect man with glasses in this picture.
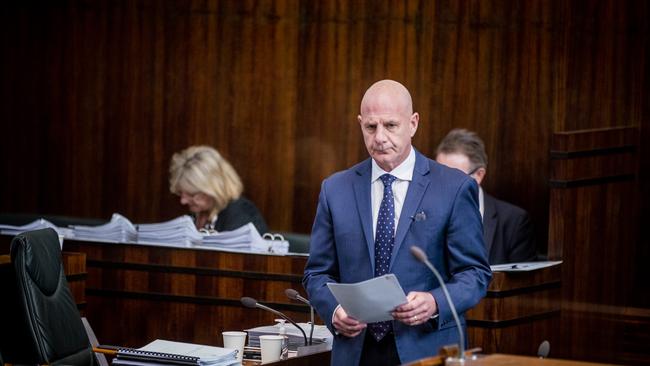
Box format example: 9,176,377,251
435,128,537,264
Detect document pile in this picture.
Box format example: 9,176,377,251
201,223,264,251
113,339,239,366
69,213,137,242
245,323,333,351
200,223,288,254
136,215,202,246
0,218,72,237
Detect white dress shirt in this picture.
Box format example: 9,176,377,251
371,147,416,237
478,186,484,220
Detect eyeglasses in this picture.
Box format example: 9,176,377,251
467,166,483,176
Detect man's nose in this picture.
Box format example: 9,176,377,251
374,125,387,142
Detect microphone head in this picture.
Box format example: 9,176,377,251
537,340,550,358
241,297,258,308
410,245,427,263
285,288,300,300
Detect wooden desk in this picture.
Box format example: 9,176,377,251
63,239,312,348
244,349,331,366
405,353,616,366
5,235,561,359
465,265,561,356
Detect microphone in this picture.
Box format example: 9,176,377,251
410,245,466,361
240,296,308,346
537,340,550,358
285,289,314,345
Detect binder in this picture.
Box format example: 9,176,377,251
112,339,238,366
115,347,200,366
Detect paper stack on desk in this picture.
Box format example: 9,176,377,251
0,218,71,237
69,213,137,242
200,223,290,254
200,222,268,252
136,215,202,246
113,339,239,366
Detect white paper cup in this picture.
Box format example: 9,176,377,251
259,335,284,363
222,331,247,363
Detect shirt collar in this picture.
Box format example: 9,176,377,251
371,146,416,183
478,186,484,219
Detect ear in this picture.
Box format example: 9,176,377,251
473,167,486,185
409,112,419,137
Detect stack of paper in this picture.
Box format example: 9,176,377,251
0,218,72,237
69,213,137,242
136,215,202,246
201,223,268,252
113,339,239,366
245,323,332,351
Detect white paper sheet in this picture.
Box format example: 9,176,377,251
327,274,407,323
490,260,562,272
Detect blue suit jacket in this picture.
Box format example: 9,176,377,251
303,150,492,365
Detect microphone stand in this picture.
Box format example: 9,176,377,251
410,246,465,364
284,289,314,345
241,297,308,346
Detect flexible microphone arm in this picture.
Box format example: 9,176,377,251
410,246,465,360
285,289,315,345
537,340,550,358
240,296,309,346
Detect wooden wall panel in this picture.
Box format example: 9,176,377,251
0,0,648,362
63,239,312,347
0,1,646,242
548,127,648,364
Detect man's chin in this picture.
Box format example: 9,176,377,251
372,155,396,170
372,151,392,159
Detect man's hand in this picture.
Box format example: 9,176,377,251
333,306,367,337
392,291,438,326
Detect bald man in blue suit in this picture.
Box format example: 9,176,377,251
303,80,492,366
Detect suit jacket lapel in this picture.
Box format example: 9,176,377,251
390,151,430,270
483,193,497,257
353,159,375,273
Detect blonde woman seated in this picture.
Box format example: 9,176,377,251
169,145,268,234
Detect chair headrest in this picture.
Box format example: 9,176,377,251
11,228,62,296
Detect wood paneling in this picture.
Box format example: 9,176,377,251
548,127,649,364
466,266,561,356
63,239,312,347
62,252,88,312
0,0,648,363
1,0,646,241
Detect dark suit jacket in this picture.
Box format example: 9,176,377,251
214,197,268,234
303,150,491,366
483,193,536,264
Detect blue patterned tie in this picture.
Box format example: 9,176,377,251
368,173,397,341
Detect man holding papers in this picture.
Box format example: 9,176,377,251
303,80,491,366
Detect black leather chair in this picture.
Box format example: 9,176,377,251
0,228,96,365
